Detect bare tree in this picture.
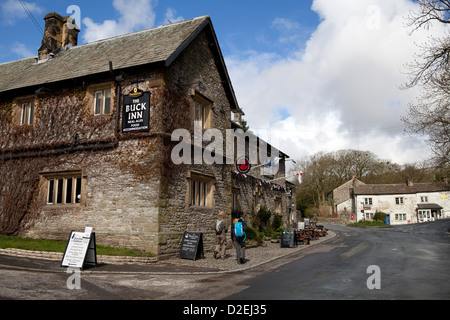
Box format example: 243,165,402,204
402,0,450,169
405,0,450,34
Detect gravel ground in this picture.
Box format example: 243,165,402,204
164,231,335,271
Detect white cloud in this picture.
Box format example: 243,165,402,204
0,0,43,25
272,18,302,44
164,8,184,24
272,17,300,31
82,0,157,43
226,0,447,165
11,42,34,58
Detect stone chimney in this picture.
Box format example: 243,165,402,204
406,177,414,187
38,12,79,61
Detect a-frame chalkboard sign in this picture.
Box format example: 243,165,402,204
179,232,204,260
61,228,97,269
280,229,296,248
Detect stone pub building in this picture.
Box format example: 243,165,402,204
0,12,296,258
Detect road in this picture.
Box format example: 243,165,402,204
0,220,449,303
225,220,450,300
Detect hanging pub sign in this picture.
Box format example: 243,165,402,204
236,156,251,174
122,87,150,133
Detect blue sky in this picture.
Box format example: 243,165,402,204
1,0,448,168
0,0,319,63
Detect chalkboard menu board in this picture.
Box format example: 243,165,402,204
281,229,296,248
61,230,97,269
179,232,204,260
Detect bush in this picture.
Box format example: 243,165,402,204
374,211,387,222
257,205,272,226
272,213,282,230
246,226,257,240
246,227,263,244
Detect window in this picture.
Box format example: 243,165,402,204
20,101,34,125
46,172,82,205
274,197,282,214
189,179,208,206
364,198,372,205
94,89,111,115
420,196,428,203
395,213,406,221
418,209,431,221
187,172,214,208
395,197,404,205
193,95,212,129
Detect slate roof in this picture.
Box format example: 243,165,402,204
0,15,240,111
417,203,443,210
354,183,449,195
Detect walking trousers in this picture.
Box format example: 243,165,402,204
233,238,246,263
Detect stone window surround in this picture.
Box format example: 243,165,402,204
87,82,114,116
12,95,36,126
191,90,213,130
186,170,215,209
40,170,87,207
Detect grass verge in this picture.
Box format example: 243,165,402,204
0,234,154,257
349,220,389,227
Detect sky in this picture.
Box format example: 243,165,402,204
1,0,448,170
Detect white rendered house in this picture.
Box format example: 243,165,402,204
353,182,449,225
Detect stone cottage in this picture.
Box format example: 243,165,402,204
0,13,296,258
328,177,366,219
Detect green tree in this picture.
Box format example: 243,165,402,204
271,213,282,231
257,205,271,231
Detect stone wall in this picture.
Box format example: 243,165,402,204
232,173,297,229
158,30,234,257
19,139,162,254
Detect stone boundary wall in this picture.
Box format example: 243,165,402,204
0,248,158,265
317,215,354,225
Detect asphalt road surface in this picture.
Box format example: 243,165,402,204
225,220,450,300
0,220,449,303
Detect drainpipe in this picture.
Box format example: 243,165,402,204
109,61,123,134
115,81,121,134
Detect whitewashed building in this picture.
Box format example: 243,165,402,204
353,182,449,225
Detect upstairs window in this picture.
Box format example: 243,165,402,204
274,197,282,214
192,93,212,129
364,198,372,205
395,197,404,205
94,89,111,115
20,101,34,125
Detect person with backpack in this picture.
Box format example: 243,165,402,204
213,211,228,259
231,212,247,264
